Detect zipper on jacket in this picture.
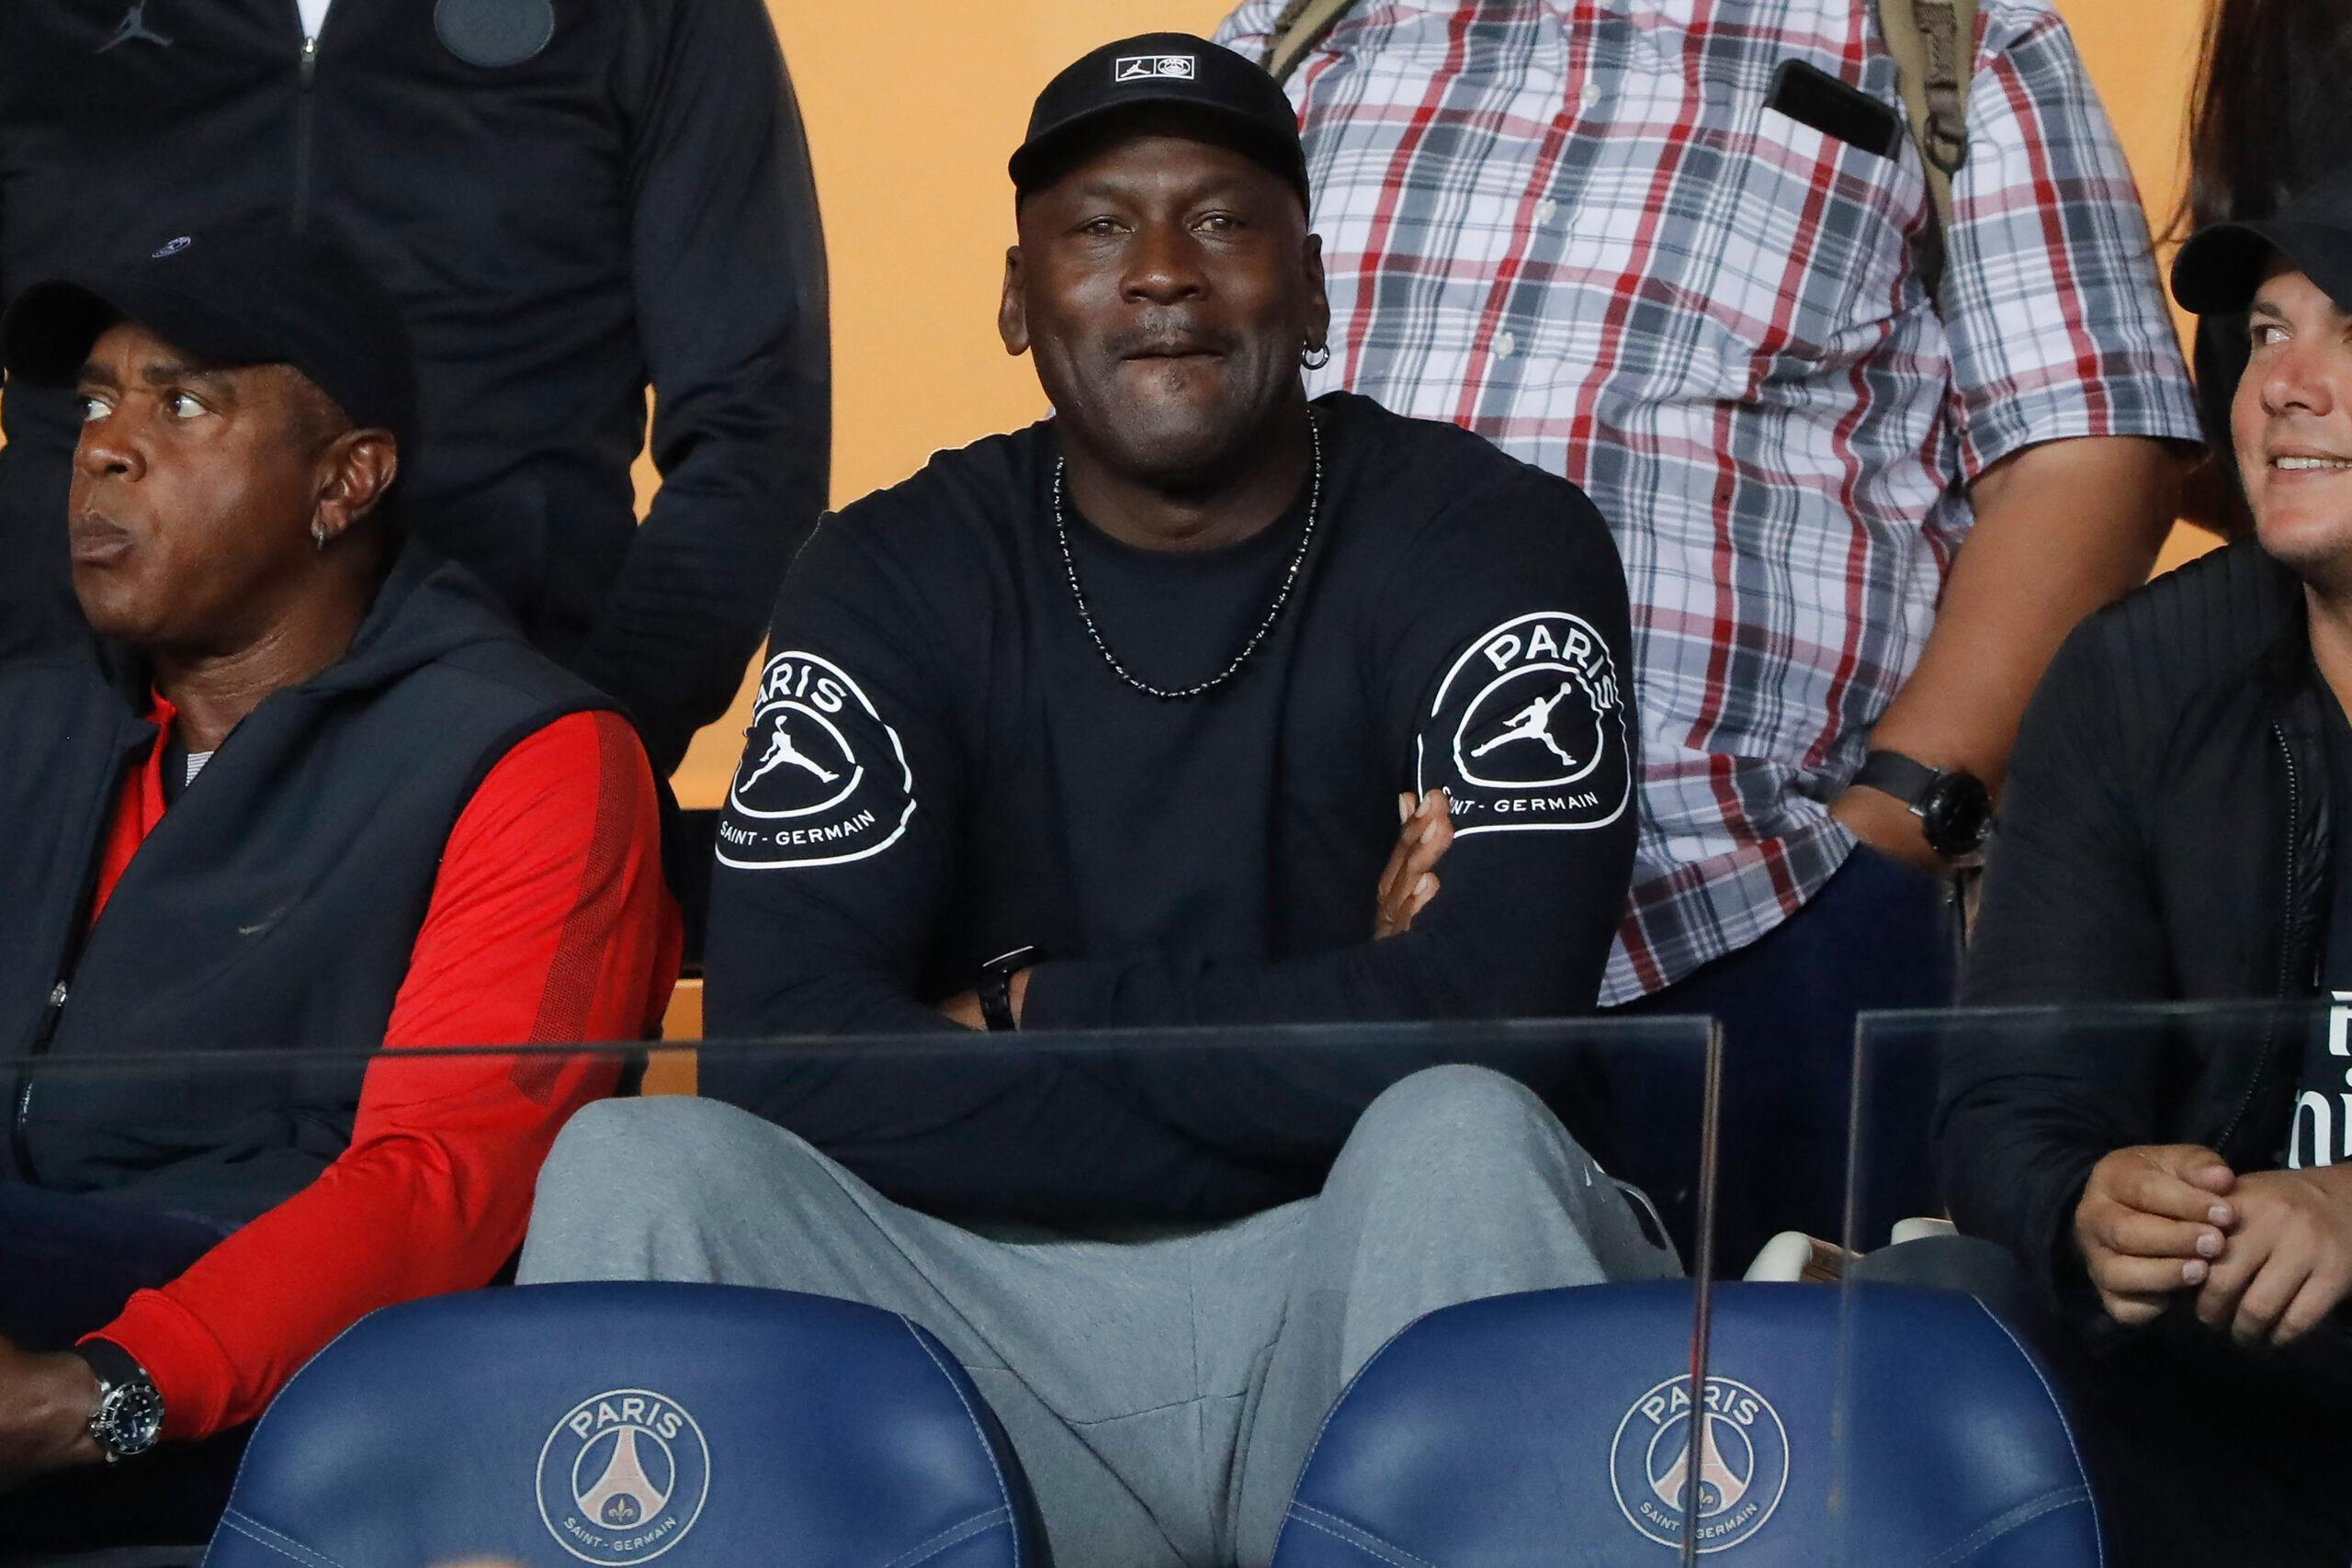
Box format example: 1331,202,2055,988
8,726,144,1182
291,32,320,231
2219,723,2305,1156
11,887,103,1183
288,1,344,232
11,985,69,1175
12,840,105,1181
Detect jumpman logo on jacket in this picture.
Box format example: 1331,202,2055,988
742,713,841,789
1469,681,1580,767
98,1,174,51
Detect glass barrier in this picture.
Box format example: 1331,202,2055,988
1823,1002,2352,1568
0,1016,1720,1565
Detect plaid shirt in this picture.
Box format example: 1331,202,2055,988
1216,0,2199,1003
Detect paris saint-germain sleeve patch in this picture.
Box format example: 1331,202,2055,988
718,649,916,870
1416,611,1633,836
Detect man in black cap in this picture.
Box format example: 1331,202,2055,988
0,227,678,1550
1928,165,2352,1566
0,0,828,776
520,33,1673,1568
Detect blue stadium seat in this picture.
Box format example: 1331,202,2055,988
203,1282,1050,1567
1272,1280,2100,1567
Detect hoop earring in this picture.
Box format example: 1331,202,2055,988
311,523,328,551
1301,342,1331,371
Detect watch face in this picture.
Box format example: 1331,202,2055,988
96,1381,165,1458
1917,773,1992,856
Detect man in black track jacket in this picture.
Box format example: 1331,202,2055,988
0,0,830,771
1938,168,2352,1568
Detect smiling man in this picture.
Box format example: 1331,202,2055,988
0,228,676,1552
520,34,1671,1568
1934,165,2352,1567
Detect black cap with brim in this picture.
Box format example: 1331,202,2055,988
6,277,286,386
2173,164,2352,317
0,225,416,450
1010,32,1310,209
2172,220,2352,316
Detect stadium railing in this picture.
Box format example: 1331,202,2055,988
1278,1001,2115,1568
1792,1001,2335,1567
1,1016,1720,1567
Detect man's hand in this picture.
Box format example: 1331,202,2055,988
0,1337,104,1488
2072,1145,2236,1325
1828,784,1943,875
1375,791,1453,939
2192,1164,2352,1347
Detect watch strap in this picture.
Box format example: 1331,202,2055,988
978,946,1039,1033
1853,750,1939,807
73,1337,146,1393
978,969,1018,1032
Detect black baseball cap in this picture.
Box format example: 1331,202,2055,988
1010,32,1309,210
0,223,417,449
2173,163,2352,317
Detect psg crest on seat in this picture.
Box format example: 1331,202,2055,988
1610,1373,1790,1553
537,1388,712,1564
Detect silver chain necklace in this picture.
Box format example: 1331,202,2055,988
1053,413,1322,701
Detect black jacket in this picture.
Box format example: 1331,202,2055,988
0,547,606,1224
1941,539,2324,1313
0,0,829,771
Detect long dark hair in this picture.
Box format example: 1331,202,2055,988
2182,0,2352,236
2179,0,2352,531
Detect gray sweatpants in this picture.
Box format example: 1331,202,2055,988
518,1065,1678,1568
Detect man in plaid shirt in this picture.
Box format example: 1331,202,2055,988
1216,0,2199,1251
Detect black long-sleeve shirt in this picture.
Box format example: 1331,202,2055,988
704,393,1636,1048
0,0,829,770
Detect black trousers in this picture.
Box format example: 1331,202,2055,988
1857,1234,2352,1568
0,1181,247,1554
1624,842,1957,1267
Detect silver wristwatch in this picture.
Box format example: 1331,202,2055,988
73,1339,165,1462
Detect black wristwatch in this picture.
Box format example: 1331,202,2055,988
73,1338,164,1463
978,945,1041,1032
1852,750,1993,859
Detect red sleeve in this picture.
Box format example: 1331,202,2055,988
90,710,681,1438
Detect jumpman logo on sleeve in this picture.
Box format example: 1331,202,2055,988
1469,681,1579,767
741,713,841,789
98,1,174,51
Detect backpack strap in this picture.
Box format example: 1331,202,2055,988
1261,0,1360,85
1876,0,1979,304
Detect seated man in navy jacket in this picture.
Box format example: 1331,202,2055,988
0,229,676,1551
522,35,1675,1568
1933,168,2352,1568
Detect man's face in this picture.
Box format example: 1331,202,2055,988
1001,121,1328,489
70,321,338,651
2236,265,2352,581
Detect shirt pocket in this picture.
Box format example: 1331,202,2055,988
1522,45,1926,406
1680,51,1926,395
